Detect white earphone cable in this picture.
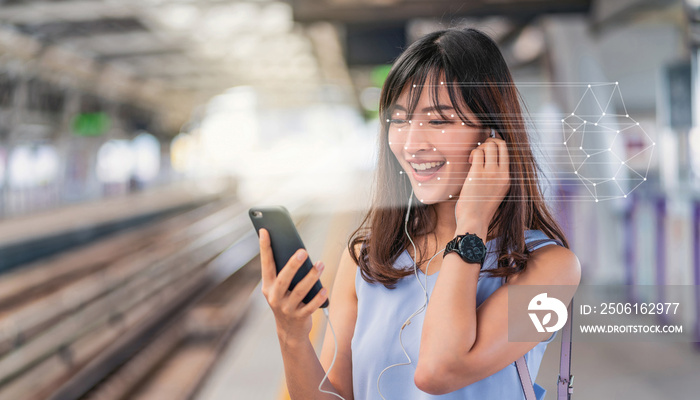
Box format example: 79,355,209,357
318,307,346,399
376,188,444,400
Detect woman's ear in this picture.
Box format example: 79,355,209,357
490,128,504,141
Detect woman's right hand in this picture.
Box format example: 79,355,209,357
258,228,328,345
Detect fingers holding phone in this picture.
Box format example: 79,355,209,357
288,259,327,312
252,207,330,343
259,228,277,294
259,227,328,304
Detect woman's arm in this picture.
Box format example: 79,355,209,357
277,245,358,400
278,337,341,400
317,245,359,399
415,242,581,395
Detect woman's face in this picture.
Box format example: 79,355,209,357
388,83,488,204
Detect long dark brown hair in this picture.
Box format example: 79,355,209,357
349,27,569,289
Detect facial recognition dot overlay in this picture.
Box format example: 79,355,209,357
561,82,654,202
388,81,651,204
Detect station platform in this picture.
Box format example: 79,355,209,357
0,178,233,248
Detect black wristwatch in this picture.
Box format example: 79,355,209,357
443,233,487,266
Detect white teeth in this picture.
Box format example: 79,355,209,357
410,161,445,171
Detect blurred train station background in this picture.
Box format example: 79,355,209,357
0,0,699,399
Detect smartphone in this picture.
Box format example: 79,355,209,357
249,206,329,309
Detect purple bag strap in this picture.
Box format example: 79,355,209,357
513,238,574,400
558,298,574,400
515,356,537,399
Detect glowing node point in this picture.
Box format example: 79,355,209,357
587,155,590,157
404,146,408,150
412,154,415,157
626,114,629,117
437,177,440,180
593,183,596,186
433,148,436,151
575,171,578,174
612,177,615,180
478,142,481,145
397,112,400,116
564,141,567,145
621,161,624,164
442,130,445,133
624,195,627,198
602,113,606,116
608,148,611,151
468,178,472,181
653,142,656,145
595,199,599,202
386,119,390,122
616,82,619,85
420,123,423,126
584,121,587,124
571,113,574,115
461,122,465,125
420,199,423,202
594,123,597,126
573,129,576,132
644,178,647,181
389,141,392,145
588,84,591,88
398,129,401,131
616,130,619,133
427,112,431,116
449,195,453,198
446,161,450,164
579,146,582,150
418,183,421,186
561,119,564,122
413,84,416,87
451,114,454,117
409,120,412,123
440,82,444,85
636,122,639,125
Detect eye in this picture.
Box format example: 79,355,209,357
390,118,408,125
429,120,450,126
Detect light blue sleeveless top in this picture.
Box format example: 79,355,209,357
351,229,559,399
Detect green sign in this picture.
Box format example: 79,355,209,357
370,64,392,88
71,112,111,137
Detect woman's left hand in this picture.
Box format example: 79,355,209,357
454,136,510,233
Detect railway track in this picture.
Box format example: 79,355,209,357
0,197,309,399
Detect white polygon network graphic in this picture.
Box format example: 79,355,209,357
561,82,655,202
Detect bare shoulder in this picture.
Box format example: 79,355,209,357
335,242,362,299
510,243,581,286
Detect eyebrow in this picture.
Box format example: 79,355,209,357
392,104,455,113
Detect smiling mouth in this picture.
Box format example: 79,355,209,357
410,161,445,175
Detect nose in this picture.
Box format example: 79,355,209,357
402,121,433,155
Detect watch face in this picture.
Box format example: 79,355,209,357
458,234,486,262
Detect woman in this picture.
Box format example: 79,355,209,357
258,27,581,399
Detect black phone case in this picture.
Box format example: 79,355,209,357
249,206,329,308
